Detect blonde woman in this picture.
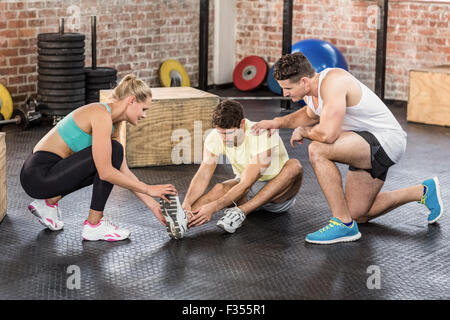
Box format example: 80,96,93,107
20,74,177,241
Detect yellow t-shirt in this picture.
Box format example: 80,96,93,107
204,119,289,181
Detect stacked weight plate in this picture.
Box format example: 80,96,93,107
84,67,117,103
37,33,86,116
233,55,268,91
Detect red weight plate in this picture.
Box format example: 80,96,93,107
233,56,268,91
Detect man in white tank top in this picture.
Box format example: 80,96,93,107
252,52,444,245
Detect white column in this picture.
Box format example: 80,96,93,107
213,0,236,85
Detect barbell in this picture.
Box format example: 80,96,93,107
0,108,42,131
0,97,42,131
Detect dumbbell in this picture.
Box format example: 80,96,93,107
0,108,42,131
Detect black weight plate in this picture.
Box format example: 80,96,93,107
38,54,85,62
86,82,116,90
38,48,85,56
11,108,29,129
86,75,117,84
86,87,100,91
37,33,85,42
39,101,85,109
37,94,86,103
38,88,85,96
37,108,76,116
38,41,85,49
84,67,117,78
38,61,85,69
86,90,100,95
38,67,85,76
38,81,85,90
38,74,85,82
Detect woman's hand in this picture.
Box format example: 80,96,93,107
146,184,177,203
145,197,166,226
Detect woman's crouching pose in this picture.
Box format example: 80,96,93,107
20,74,177,241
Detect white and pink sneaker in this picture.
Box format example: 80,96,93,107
82,218,130,241
28,199,64,231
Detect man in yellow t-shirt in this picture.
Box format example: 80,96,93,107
182,100,303,233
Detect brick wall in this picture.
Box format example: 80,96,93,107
235,0,284,65
386,0,450,100
1,0,449,107
0,0,214,106
235,0,450,101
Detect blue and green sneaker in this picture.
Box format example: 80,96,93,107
421,177,444,224
305,217,361,244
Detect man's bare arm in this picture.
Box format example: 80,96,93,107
182,148,218,208
298,73,348,144
210,149,271,212
251,103,319,135
274,105,320,129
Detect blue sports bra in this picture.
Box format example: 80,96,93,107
56,103,114,152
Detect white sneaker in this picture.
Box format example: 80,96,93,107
217,207,246,233
160,195,187,240
82,218,131,241
28,199,64,231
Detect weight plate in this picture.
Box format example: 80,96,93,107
38,61,85,69
38,74,85,82
86,82,116,90
38,41,85,49
37,108,75,116
85,92,99,98
86,75,117,84
38,67,86,76
38,48,85,56
84,67,117,78
233,56,268,91
0,83,13,120
38,88,85,96
159,60,190,87
38,54,85,62
38,101,85,109
38,94,86,103
37,33,85,42
11,108,28,129
38,81,85,90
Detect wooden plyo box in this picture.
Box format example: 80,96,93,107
407,65,450,127
100,87,219,167
0,132,6,222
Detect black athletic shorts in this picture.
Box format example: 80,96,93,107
348,131,395,181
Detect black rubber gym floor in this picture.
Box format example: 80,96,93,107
1,91,449,300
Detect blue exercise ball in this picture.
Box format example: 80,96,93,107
291,39,348,72
268,39,348,98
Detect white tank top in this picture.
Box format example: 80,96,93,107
305,68,407,163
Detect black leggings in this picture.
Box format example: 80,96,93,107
20,140,124,211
